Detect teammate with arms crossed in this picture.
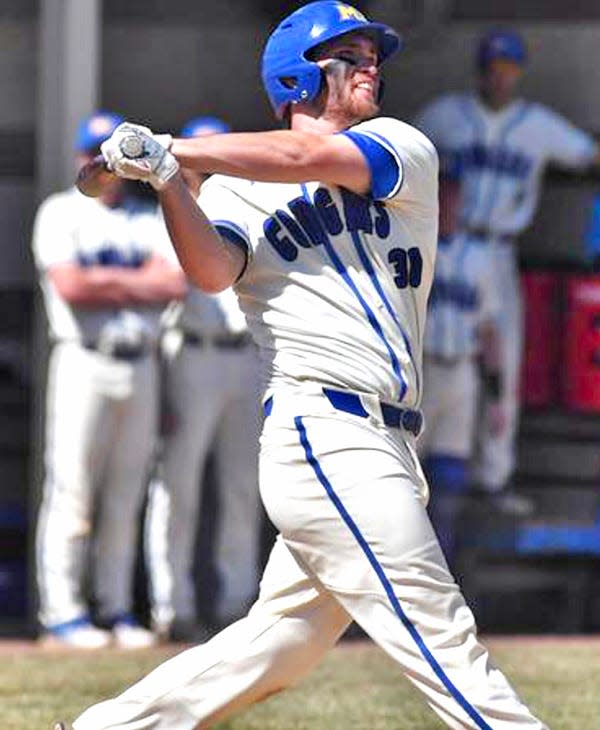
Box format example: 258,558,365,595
34,112,186,649
415,30,600,510
60,4,547,729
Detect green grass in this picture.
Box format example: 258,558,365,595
4,638,600,730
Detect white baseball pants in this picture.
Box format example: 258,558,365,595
419,357,479,459
145,339,262,628
36,342,159,626
74,390,546,730
474,244,523,491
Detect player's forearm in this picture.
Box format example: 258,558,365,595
170,130,368,191
158,175,246,293
52,264,186,308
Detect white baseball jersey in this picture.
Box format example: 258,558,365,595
415,93,596,236
32,187,172,346
198,117,439,409
424,233,500,360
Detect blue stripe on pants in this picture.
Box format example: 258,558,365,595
294,415,492,730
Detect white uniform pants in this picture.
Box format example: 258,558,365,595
418,357,479,459
145,340,261,628
36,342,158,626
474,244,523,490
75,391,546,730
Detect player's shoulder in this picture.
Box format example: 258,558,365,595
521,99,564,126
35,186,85,220
350,116,438,161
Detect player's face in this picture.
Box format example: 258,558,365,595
479,59,523,108
313,33,381,124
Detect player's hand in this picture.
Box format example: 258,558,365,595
486,402,507,436
101,123,179,190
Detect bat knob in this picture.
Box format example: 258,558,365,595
120,134,145,159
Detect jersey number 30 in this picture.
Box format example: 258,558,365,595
387,247,423,288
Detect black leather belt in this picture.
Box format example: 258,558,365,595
322,388,423,436
425,353,465,367
263,389,423,437
83,342,149,361
464,226,514,245
183,331,252,349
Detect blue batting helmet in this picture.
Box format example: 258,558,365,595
180,116,231,138
261,1,402,119
74,111,124,152
477,30,527,70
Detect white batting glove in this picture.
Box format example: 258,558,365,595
101,123,179,190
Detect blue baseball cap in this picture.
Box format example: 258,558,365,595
180,116,231,138
74,111,124,152
477,30,527,70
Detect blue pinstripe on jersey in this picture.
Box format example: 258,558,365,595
300,184,408,401
294,415,493,730
457,97,487,224
349,230,419,400
478,103,531,229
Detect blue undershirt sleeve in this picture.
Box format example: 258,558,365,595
341,130,402,200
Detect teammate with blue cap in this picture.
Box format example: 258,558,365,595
61,5,547,729
34,110,186,651
416,29,600,517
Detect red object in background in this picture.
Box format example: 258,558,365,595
520,272,562,408
562,274,600,411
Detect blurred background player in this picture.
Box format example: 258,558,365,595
415,29,600,514
418,175,503,572
33,111,186,649
144,116,262,643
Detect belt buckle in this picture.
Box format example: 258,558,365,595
111,343,146,360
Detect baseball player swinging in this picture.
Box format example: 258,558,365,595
58,3,548,729
415,30,600,511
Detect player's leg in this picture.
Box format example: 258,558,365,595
145,344,222,633
476,246,524,495
93,355,159,630
421,359,478,570
72,535,350,730
36,344,113,644
265,408,547,730
211,345,262,625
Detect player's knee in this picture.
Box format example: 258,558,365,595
423,454,468,495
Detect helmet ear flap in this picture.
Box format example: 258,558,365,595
377,78,385,104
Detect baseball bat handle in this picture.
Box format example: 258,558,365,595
76,155,117,198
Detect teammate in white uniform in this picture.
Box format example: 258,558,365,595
61,4,547,729
418,178,503,570
145,116,262,642
415,30,600,507
34,112,186,649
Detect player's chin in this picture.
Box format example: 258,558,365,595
353,96,380,120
